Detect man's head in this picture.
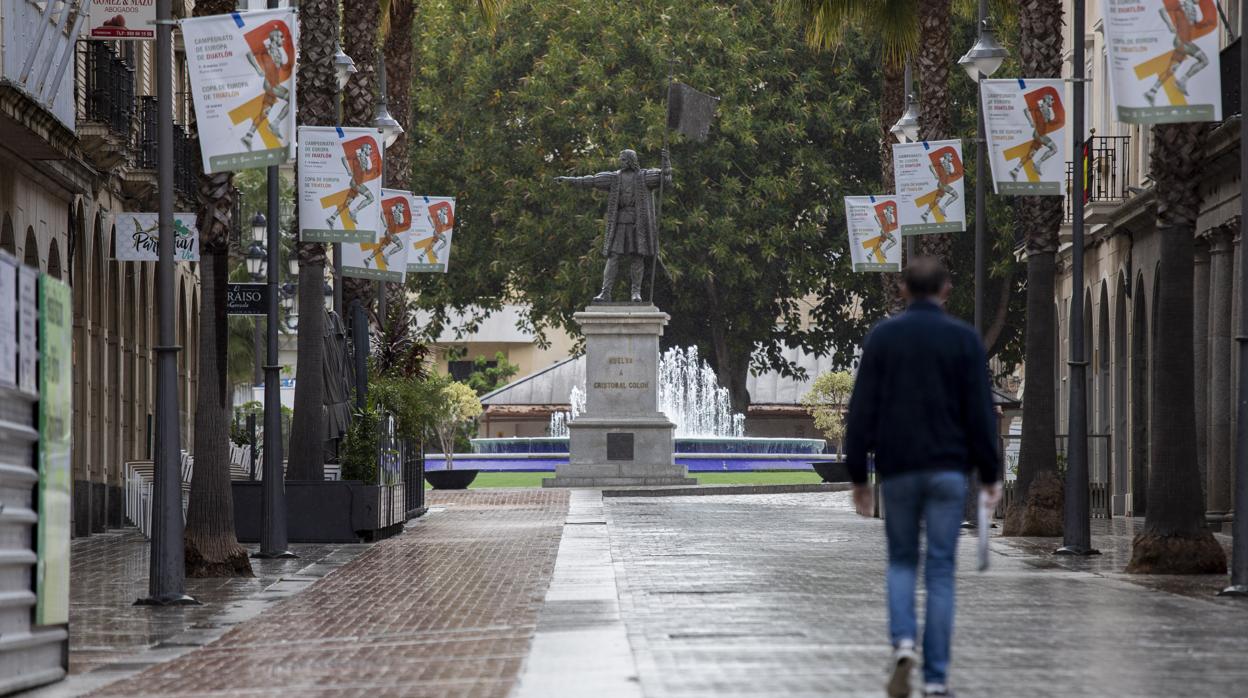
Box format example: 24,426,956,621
619,149,640,171
902,256,952,303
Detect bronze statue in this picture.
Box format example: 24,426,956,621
555,148,672,302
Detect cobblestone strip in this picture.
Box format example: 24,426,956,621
89,489,570,698
512,489,642,698
606,492,1248,698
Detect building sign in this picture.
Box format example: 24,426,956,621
87,0,157,40
342,189,412,282
37,276,72,626
298,126,384,243
408,196,456,273
981,79,1067,196
226,283,268,315
182,8,298,172
1104,0,1222,123
18,266,38,395
112,213,200,262
0,252,15,389
892,139,966,235
844,195,904,273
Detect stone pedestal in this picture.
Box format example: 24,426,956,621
546,304,695,488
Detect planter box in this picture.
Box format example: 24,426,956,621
812,461,850,483
232,480,406,544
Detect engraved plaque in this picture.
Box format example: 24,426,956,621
606,433,635,461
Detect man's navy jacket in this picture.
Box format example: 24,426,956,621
844,299,1002,486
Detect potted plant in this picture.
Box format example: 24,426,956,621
424,379,484,489
801,370,854,483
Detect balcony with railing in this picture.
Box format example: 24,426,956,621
1063,135,1134,224
125,97,198,203
76,43,135,170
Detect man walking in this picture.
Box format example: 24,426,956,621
844,258,1002,697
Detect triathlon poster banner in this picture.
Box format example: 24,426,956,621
182,8,298,173
1104,0,1221,123
892,139,966,235
844,195,903,273
111,213,200,262
298,126,384,244
88,0,157,40
408,196,456,273
981,79,1067,196
342,189,413,283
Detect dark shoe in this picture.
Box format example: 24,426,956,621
886,643,917,698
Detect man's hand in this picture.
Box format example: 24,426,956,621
852,484,874,517
981,481,1003,511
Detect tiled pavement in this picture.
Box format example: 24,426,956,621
69,490,570,697
26,489,1248,697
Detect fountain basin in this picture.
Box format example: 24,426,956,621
471,436,826,456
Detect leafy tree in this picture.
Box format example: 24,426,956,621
445,347,520,395
801,370,854,453
431,380,483,470
408,0,890,413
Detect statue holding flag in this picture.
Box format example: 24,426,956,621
554,79,718,303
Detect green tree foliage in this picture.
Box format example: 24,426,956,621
445,347,520,395
800,370,854,451
408,0,889,409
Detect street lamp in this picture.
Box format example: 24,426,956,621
333,43,357,91
245,241,267,279
281,281,297,314
323,281,334,312
250,212,266,244
890,61,920,144
287,251,299,279
957,18,1008,82
373,48,404,148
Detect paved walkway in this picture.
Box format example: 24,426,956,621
32,489,1248,697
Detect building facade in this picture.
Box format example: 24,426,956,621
1,0,203,536
1051,0,1242,522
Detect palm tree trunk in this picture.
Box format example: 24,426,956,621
184,0,252,578
287,0,344,481
1127,123,1225,574
1002,0,1064,537
384,0,414,189
344,0,382,313
879,59,905,313
915,0,952,264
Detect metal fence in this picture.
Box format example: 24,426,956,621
402,437,426,520
80,43,134,137
998,433,1113,519
1064,136,1133,221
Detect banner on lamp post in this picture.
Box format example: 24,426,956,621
407,196,456,273
298,126,384,244
342,189,413,283
892,139,966,235
982,79,1067,196
844,195,904,273
87,0,157,40
182,8,298,173
112,213,200,262
1104,0,1222,123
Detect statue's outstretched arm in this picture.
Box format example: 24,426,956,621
644,148,673,189
554,172,616,190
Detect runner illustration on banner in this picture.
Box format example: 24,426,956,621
324,138,380,230
844,195,903,272
341,189,411,283
1008,90,1062,183
408,197,456,273
238,22,293,150
1104,0,1221,123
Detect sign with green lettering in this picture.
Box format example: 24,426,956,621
36,276,71,625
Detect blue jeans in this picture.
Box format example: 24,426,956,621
882,469,966,685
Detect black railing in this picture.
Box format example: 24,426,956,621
80,43,134,137
135,96,158,169
1221,37,1240,118
173,124,199,198
1064,135,1133,221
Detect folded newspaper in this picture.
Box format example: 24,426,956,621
977,489,991,572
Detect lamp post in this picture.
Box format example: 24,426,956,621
1057,0,1097,557
245,226,266,388
956,0,1007,530
141,0,194,605
372,50,404,329
1221,5,1248,596
331,43,357,319
891,59,921,263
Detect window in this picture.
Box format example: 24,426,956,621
448,359,496,382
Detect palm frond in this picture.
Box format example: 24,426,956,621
775,0,919,66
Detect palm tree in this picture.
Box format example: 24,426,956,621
1125,123,1225,574
183,0,252,578
913,0,953,263
1002,0,1063,537
286,0,344,482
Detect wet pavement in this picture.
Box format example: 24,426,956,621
22,490,1248,697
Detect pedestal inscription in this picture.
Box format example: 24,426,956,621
545,304,695,488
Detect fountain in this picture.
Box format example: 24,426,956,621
462,345,830,473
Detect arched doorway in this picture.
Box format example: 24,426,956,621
1131,273,1150,516
1097,283,1110,487
22,228,39,268
1114,274,1129,514
47,239,62,279
89,217,107,533
0,214,14,255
